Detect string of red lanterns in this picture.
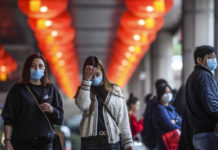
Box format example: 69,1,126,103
18,0,80,98
107,0,174,88
0,45,18,81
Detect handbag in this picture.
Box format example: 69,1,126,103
162,129,181,150
95,94,124,150
26,86,62,150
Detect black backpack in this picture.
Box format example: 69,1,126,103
141,100,157,148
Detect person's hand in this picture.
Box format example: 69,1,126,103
171,119,176,124
5,140,14,150
39,102,54,113
126,146,133,150
83,65,96,81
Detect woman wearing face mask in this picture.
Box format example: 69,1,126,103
152,83,182,150
2,53,64,150
75,56,133,150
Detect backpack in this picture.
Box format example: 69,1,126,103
141,100,157,148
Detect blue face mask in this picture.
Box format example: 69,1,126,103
91,75,103,86
206,59,217,71
30,70,45,81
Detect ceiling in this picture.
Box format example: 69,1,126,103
0,0,125,68
71,0,125,67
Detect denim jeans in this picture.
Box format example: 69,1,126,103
192,132,218,150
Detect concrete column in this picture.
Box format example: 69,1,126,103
127,50,152,117
182,0,214,83
151,31,174,89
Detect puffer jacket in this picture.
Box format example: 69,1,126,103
75,80,133,149
185,65,218,133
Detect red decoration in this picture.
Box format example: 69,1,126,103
28,12,72,31
117,27,156,45
125,0,173,17
35,27,75,45
120,11,164,33
18,0,68,19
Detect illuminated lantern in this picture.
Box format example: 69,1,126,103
18,0,68,19
35,27,75,45
117,27,156,45
113,41,150,55
0,45,5,57
120,11,164,33
0,55,17,74
28,12,72,30
39,42,74,53
125,0,174,17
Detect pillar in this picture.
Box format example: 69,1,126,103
182,0,214,82
151,31,174,89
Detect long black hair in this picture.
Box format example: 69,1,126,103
156,84,172,101
127,93,138,109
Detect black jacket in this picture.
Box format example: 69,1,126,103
1,83,64,143
185,65,218,133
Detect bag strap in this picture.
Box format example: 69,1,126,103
26,85,54,133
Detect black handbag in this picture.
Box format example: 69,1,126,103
26,86,62,150
53,134,62,150
96,94,124,150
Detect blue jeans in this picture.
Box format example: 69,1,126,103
192,132,218,150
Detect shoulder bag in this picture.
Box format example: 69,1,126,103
26,85,62,150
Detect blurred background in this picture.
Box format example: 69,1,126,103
0,0,218,149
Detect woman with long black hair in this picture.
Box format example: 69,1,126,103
152,83,182,150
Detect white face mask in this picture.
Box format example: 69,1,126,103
161,93,173,103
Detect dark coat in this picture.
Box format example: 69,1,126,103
152,104,182,150
185,65,218,133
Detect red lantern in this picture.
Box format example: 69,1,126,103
18,0,68,19
125,0,174,17
117,27,156,45
0,45,5,57
28,12,72,31
35,27,75,45
0,55,17,74
113,41,150,55
120,11,164,33
39,42,74,53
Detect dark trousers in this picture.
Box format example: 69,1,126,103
81,136,120,150
12,139,53,150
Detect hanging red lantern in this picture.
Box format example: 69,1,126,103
39,42,74,54
35,27,75,45
0,55,17,74
28,11,72,31
18,0,68,19
120,11,164,33
0,45,5,57
117,27,156,45
125,0,174,17
113,41,150,55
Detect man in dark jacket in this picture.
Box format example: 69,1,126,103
185,45,218,150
